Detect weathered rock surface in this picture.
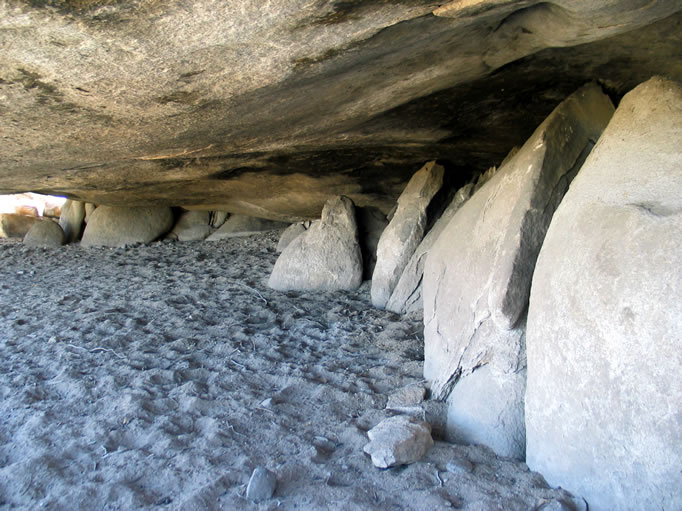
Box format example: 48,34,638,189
23,219,66,247
0,2,678,217
246,467,277,502
423,83,614,459
363,415,433,469
0,213,40,238
59,199,86,243
167,210,227,242
276,222,308,253
385,183,473,314
81,206,174,247
525,77,682,511
386,383,427,412
206,215,288,241
268,196,362,291
371,162,444,308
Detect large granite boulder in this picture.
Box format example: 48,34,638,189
0,213,40,238
268,196,362,291
81,206,174,247
371,161,444,308
276,222,308,253
423,83,614,459
525,77,682,511
58,199,86,243
23,219,66,247
167,210,228,241
206,214,288,241
385,183,473,314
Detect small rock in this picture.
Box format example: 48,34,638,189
537,497,587,511
363,415,433,468
246,467,277,502
386,383,427,410
446,457,474,474
260,398,274,409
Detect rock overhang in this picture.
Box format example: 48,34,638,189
0,0,680,220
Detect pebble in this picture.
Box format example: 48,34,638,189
246,467,277,502
446,457,474,474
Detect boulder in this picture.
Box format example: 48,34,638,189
363,415,433,468
23,219,66,247
84,203,97,223
268,196,363,291
423,83,614,459
525,77,682,511
15,205,39,217
356,207,389,280
276,222,308,252
166,210,228,242
206,214,288,241
81,206,174,247
59,199,86,243
371,161,444,308
0,213,40,238
385,183,473,314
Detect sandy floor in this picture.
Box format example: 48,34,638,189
0,232,583,510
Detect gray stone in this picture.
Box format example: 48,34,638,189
386,383,427,411
277,223,307,252
166,210,224,242
23,219,66,247
206,214,288,241
246,467,277,502
268,196,363,292
59,199,86,243
371,161,444,308
363,415,433,469
423,83,614,459
81,206,174,247
0,213,40,238
525,77,682,511
385,183,473,314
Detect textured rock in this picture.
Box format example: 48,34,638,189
363,416,433,469
525,77,682,511
371,162,444,308
167,210,227,242
423,84,614,459
246,467,277,502
81,206,174,247
276,222,308,252
386,183,473,314
386,384,427,411
59,200,86,243
0,2,678,217
268,196,362,291
206,215,288,241
23,220,66,247
0,213,40,238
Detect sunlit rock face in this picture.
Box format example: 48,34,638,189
0,0,680,219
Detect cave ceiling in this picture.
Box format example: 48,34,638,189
0,0,680,220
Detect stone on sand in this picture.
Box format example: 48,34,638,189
0,213,40,238
246,467,277,502
386,383,427,411
268,196,363,291
371,161,444,308
59,199,86,243
525,76,682,511
276,222,308,252
206,214,288,241
81,205,174,247
167,210,227,242
23,220,66,247
363,415,433,469
385,183,473,314
423,83,614,460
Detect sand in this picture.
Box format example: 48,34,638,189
0,232,583,510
